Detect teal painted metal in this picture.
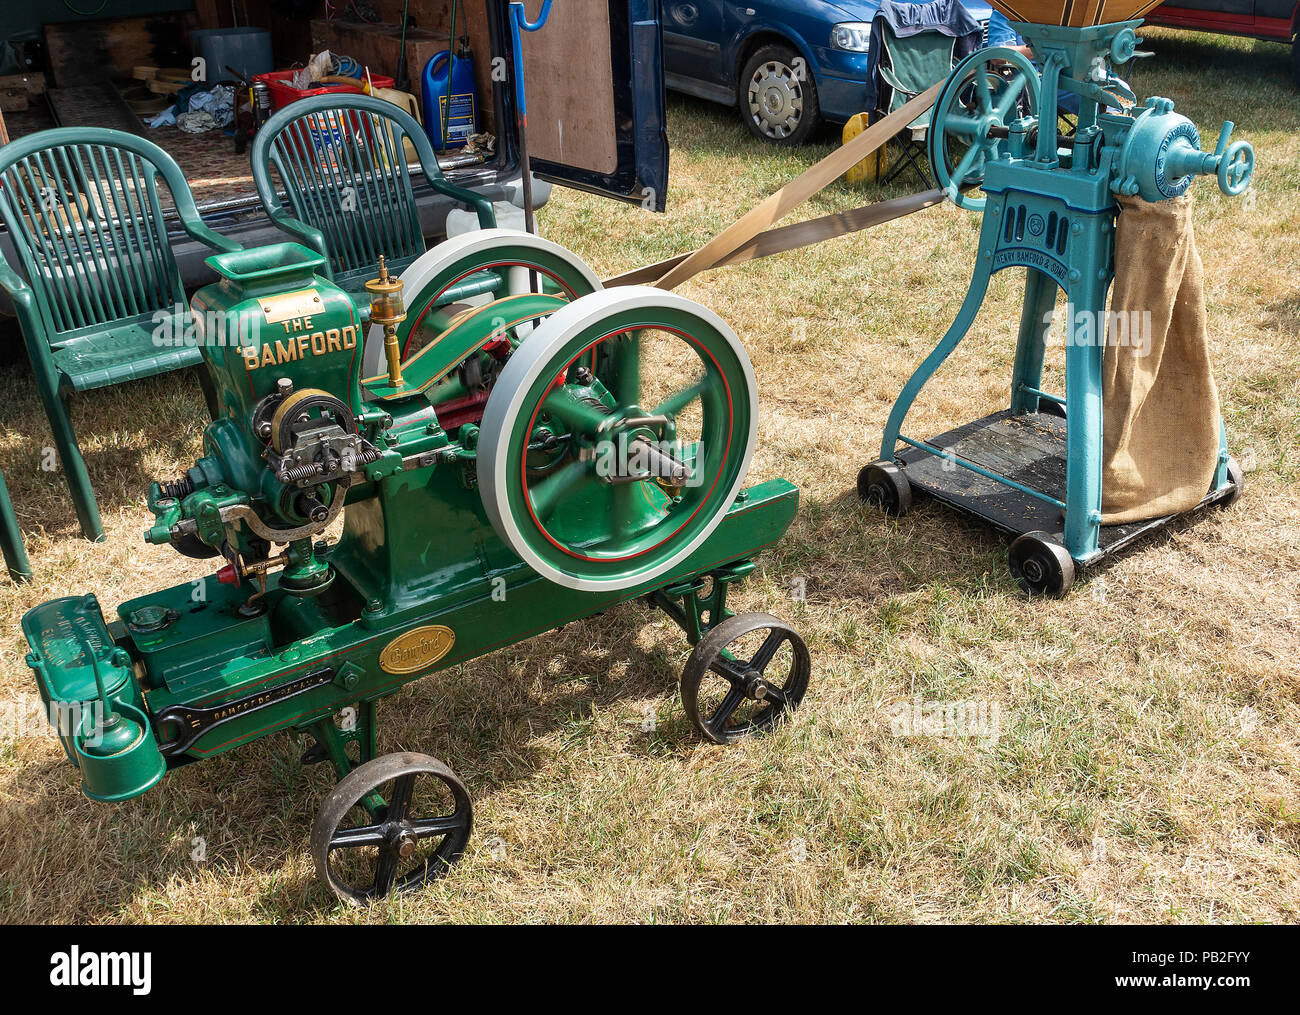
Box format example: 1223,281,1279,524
0,128,243,541
18,231,800,890
251,94,497,296
883,21,1254,564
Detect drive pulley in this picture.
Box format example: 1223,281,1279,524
362,228,604,378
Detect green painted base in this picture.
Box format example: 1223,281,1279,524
112,478,797,773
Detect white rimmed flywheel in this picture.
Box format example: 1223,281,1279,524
361,228,604,378
477,286,759,592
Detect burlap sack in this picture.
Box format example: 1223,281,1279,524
1101,194,1220,524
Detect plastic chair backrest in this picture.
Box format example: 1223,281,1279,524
0,128,209,338
252,93,444,285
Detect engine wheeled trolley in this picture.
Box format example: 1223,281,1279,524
21,230,812,904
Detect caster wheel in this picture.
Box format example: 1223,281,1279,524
1220,457,1245,507
680,612,810,744
312,752,472,906
858,460,912,516
1008,531,1075,598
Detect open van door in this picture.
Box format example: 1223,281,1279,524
513,1,669,211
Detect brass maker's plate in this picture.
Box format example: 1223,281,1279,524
260,287,322,324
379,625,456,674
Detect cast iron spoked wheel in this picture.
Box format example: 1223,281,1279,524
681,612,811,744
858,460,912,516
929,47,1040,212
311,752,472,906
361,228,604,377
1008,530,1076,598
478,286,758,592
739,44,820,145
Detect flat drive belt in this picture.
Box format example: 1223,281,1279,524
620,82,943,292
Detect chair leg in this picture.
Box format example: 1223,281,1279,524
882,140,929,188
0,469,32,583
196,366,220,420
37,384,104,542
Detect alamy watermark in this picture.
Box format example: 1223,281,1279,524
1043,303,1153,357
887,697,1002,745
591,434,702,487
1,695,106,748
151,303,261,349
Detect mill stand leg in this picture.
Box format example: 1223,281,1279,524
879,252,995,458
1009,268,1061,416
1061,269,1109,563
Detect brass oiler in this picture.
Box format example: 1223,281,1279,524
365,255,407,388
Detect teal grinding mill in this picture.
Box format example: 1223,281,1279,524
860,18,1255,597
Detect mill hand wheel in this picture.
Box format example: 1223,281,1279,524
680,612,810,744
478,287,759,592
311,751,472,905
929,47,1040,212
362,228,604,378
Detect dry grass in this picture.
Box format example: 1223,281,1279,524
1,27,1297,923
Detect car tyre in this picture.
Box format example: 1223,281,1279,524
738,44,821,145
1292,36,1300,88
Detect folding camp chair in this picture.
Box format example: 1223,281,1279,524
0,128,243,541
865,0,984,187
252,93,497,298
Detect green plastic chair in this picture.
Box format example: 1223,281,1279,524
251,93,497,296
0,467,32,582
0,128,242,541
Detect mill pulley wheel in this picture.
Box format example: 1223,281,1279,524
929,47,1041,212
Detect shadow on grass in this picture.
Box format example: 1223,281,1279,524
0,596,719,920
0,330,210,542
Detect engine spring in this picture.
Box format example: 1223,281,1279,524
282,463,325,483
159,475,195,500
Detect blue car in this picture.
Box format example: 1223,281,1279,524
664,0,993,144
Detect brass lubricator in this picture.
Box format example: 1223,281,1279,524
365,256,407,388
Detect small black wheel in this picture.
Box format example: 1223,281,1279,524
858,459,912,516
1008,531,1075,598
171,532,220,560
1220,456,1245,507
311,751,472,906
738,44,821,145
680,612,810,744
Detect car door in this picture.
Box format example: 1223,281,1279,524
510,0,670,211
663,1,730,96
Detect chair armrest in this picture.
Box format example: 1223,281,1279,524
429,177,497,230
262,208,330,268
0,262,35,312
178,217,244,254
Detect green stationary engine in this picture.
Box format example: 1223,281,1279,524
22,229,810,904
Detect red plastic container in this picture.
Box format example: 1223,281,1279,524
253,70,396,111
